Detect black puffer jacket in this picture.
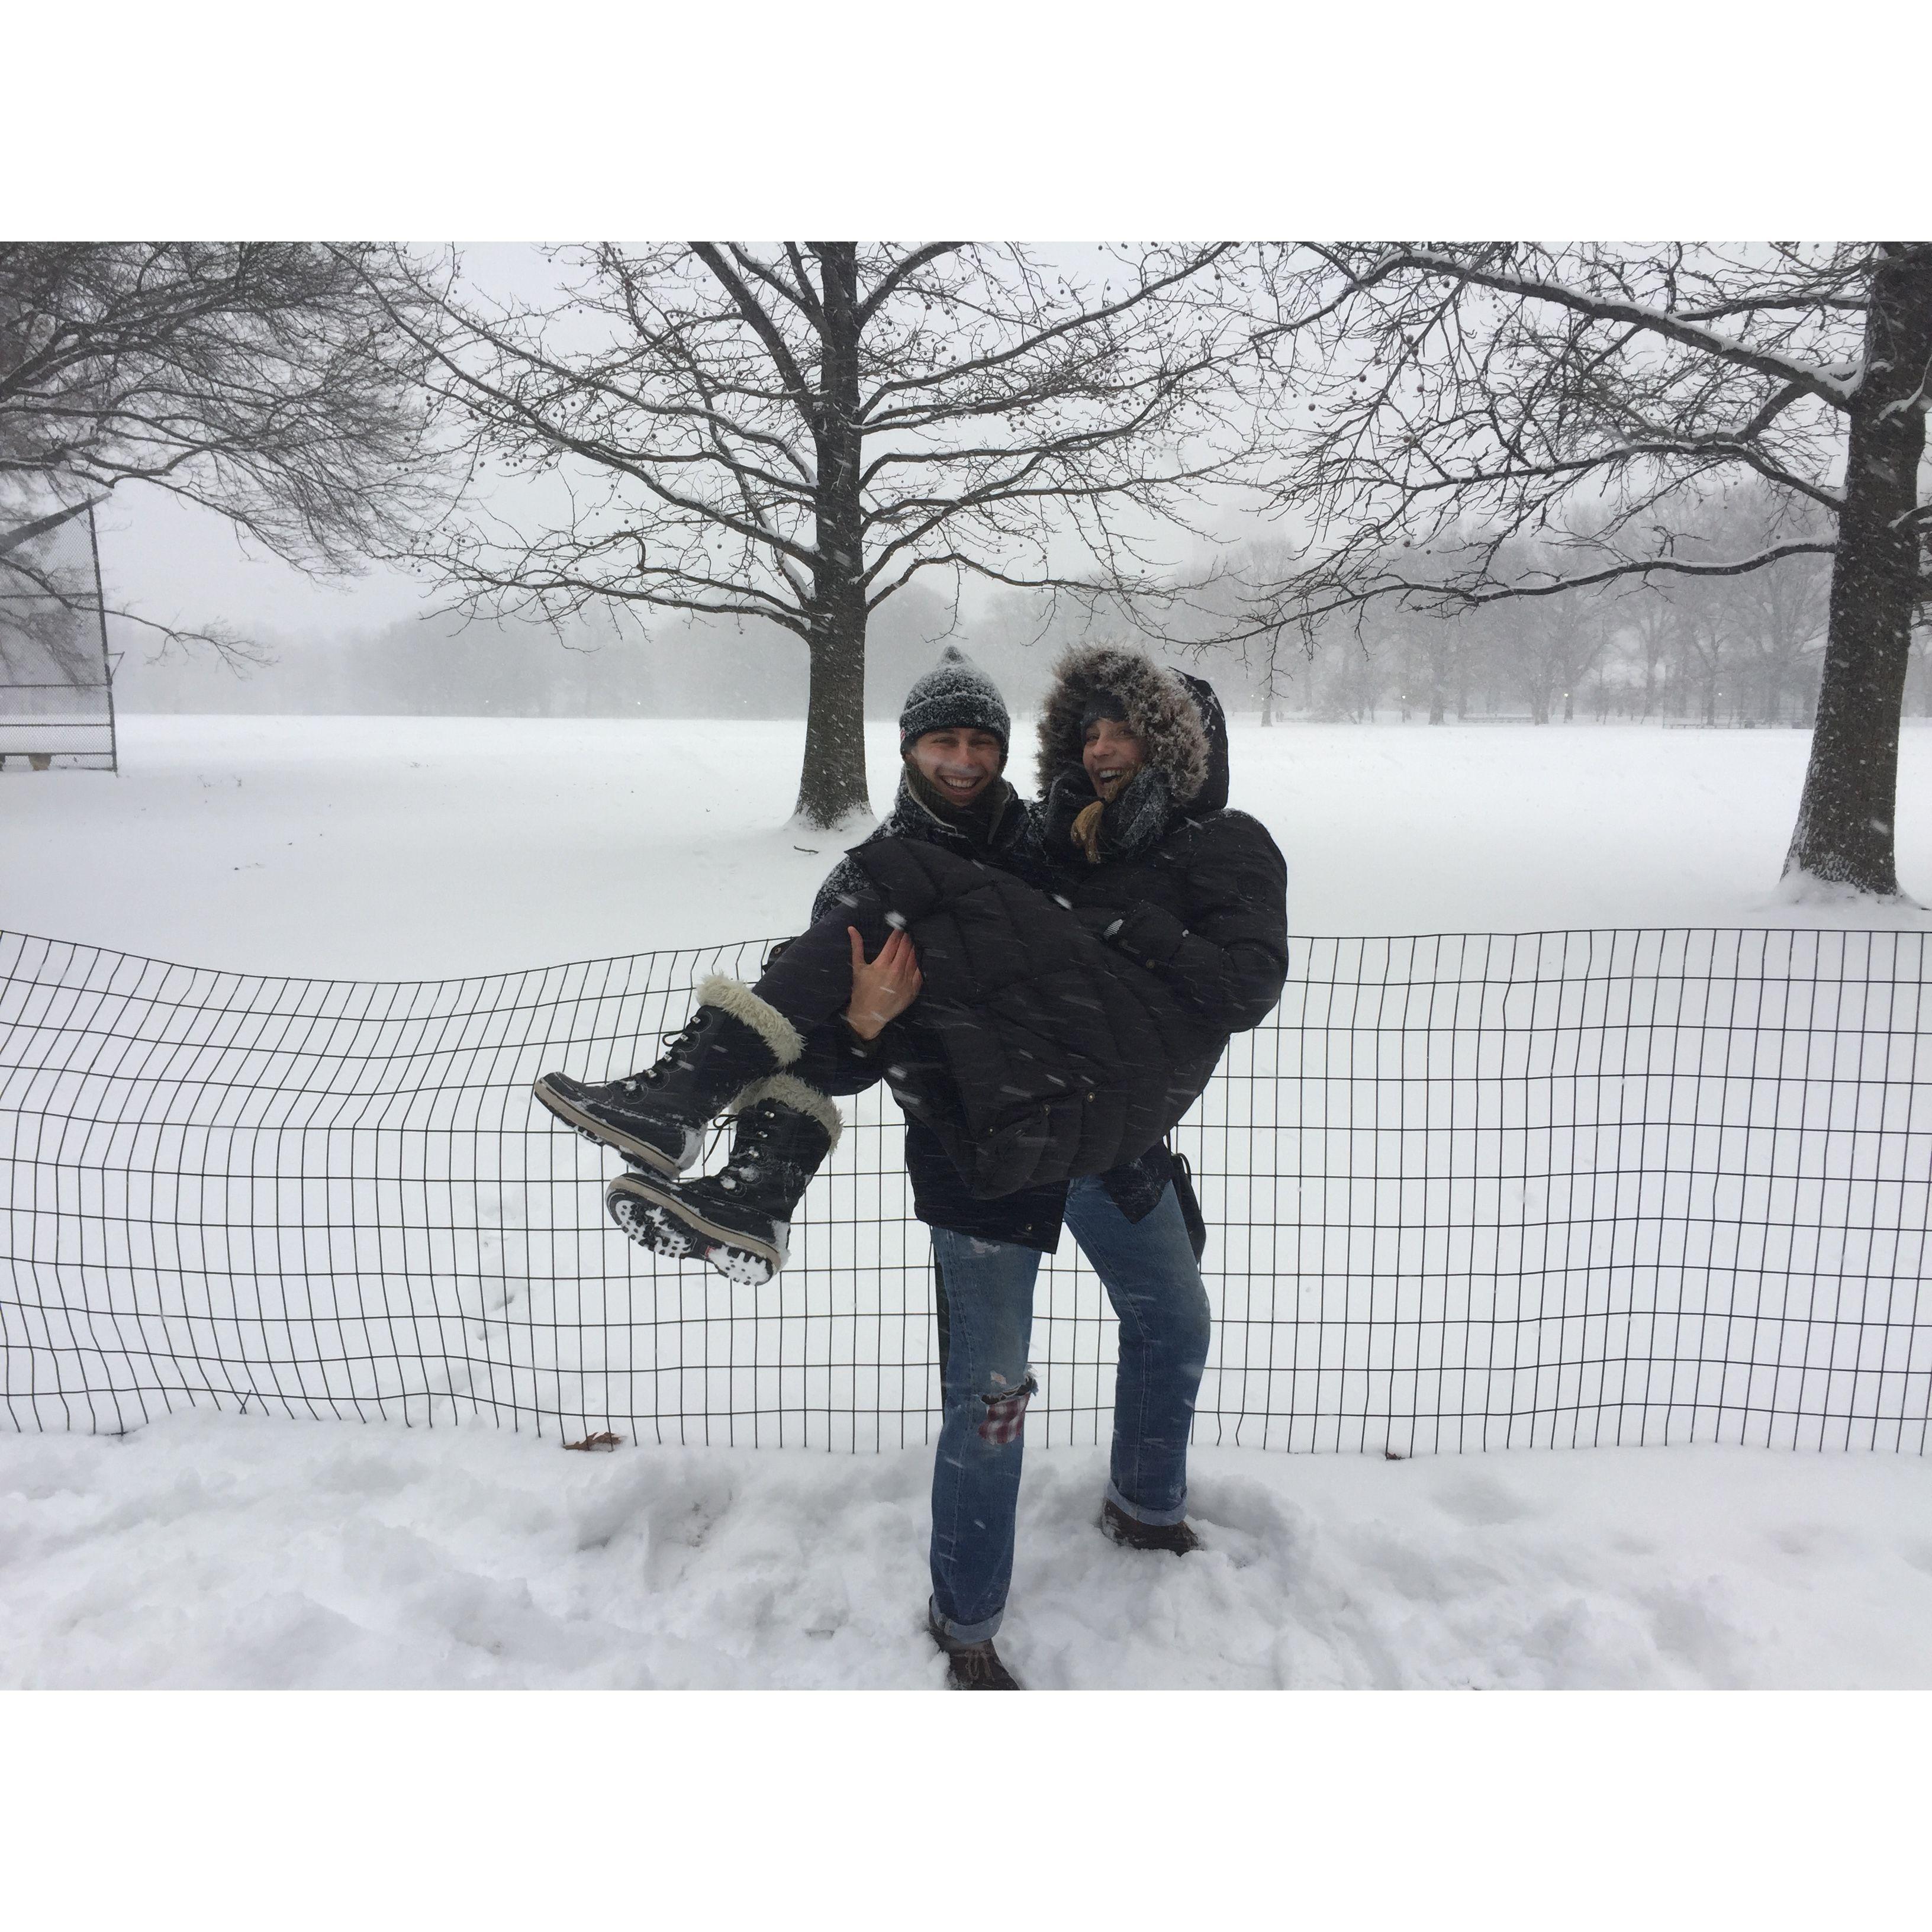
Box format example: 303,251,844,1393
1033,646,1288,1041
847,837,1229,1199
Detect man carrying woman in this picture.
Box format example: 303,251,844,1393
534,644,1287,1688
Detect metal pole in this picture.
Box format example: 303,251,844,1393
87,500,118,775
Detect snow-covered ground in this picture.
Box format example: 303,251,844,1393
5,711,1932,1689
9,1412,1932,1689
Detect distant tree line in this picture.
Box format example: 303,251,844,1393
1188,484,1928,729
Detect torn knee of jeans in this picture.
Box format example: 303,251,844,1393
977,1373,1038,1445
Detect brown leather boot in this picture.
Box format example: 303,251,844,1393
928,1611,1022,1689
1100,1498,1202,1555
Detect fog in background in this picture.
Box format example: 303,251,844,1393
107,469,1932,730
108,577,1065,721
114,557,1932,729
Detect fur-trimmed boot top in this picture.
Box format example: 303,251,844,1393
532,975,803,1176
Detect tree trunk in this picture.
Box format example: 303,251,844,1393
796,604,871,826
1784,244,1932,895
794,244,874,829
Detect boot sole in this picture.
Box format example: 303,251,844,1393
533,1078,691,1177
606,1191,698,1261
607,1174,784,1286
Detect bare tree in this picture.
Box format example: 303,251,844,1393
0,242,436,661
1235,243,1932,897
1671,568,1737,726
1722,495,1831,726
1540,569,1609,724
392,243,1257,827
1622,592,1676,720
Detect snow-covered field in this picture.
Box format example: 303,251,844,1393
5,712,1930,977
6,711,1932,1690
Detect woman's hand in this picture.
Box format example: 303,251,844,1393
845,926,922,1040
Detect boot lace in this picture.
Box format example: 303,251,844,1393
625,1013,707,1091
715,1102,781,1193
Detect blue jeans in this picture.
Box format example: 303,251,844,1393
927,1177,1213,1643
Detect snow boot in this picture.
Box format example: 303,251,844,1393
604,1076,839,1284
1100,1498,1202,1556
927,1610,1022,1690
533,975,803,1177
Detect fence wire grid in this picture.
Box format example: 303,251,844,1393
4,926,1929,1455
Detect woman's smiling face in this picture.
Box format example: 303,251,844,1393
1082,716,1145,801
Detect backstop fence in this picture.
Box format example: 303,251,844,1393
3,926,1928,1454
0,500,117,773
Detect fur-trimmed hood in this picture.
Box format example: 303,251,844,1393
1035,644,1225,812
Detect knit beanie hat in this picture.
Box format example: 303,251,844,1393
897,646,1010,762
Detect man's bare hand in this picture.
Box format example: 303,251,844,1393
846,926,922,1040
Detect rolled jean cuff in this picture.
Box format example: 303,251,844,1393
1106,1479,1189,1528
929,1594,1004,1646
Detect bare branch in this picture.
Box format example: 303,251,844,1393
1331,245,1859,405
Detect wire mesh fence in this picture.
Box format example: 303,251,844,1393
4,925,1929,1453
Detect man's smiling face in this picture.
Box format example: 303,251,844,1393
909,727,1004,807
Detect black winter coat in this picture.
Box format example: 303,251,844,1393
1004,652,1289,1240
1030,651,1289,1045
847,837,1231,1200
802,671,1288,1249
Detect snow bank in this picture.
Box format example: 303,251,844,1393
6,1412,1931,1689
